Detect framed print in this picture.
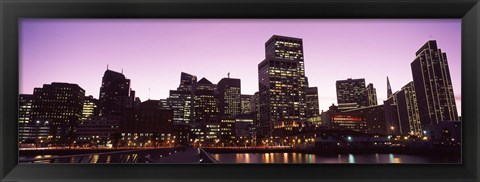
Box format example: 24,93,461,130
1,0,479,181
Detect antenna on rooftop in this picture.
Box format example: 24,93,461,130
149,88,151,100
107,64,109,70
122,68,123,74
228,72,230,78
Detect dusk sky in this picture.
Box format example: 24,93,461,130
20,19,461,114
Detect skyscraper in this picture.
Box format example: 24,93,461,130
366,83,378,106
411,40,459,127
306,87,320,124
98,69,135,118
240,95,252,114
258,35,307,138
384,81,422,136
217,78,241,117
168,72,197,124
336,78,367,109
387,76,393,98
396,81,421,135
31,82,85,146
81,95,98,123
193,78,219,125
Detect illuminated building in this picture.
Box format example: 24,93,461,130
411,40,459,127
167,72,197,124
81,95,98,122
19,94,50,146
31,82,85,146
18,94,34,143
193,78,219,125
395,82,421,135
342,105,387,135
241,94,252,114
366,83,378,106
118,100,174,147
75,119,118,147
217,78,241,117
384,81,422,136
220,117,235,144
306,87,320,124
330,113,367,133
384,94,400,135
336,78,367,109
98,69,135,118
258,35,308,138
234,113,256,140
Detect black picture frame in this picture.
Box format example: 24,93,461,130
1,0,479,181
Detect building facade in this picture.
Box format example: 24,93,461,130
411,40,459,127
306,87,321,124
241,94,252,114
217,78,241,117
31,82,85,146
98,69,135,118
258,35,308,138
366,83,378,106
336,78,367,109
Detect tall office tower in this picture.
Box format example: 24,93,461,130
366,83,378,106
250,92,261,126
383,95,400,135
258,35,307,138
384,82,422,136
387,77,393,98
178,72,198,91
31,83,85,146
193,78,219,124
18,94,38,144
81,95,98,123
98,69,134,118
336,78,367,109
411,40,459,127
241,95,252,114
395,81,422,135
217,78,241,117
168,72,197,124
305,87,321,124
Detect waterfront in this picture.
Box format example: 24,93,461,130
211,153,461,164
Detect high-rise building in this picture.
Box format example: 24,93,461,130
167,72,197,124
411,40,459,127
240,95,252,114
387,77,393,98
18,94,41,144
193,78,219,125
306,87,320,124
336,78,367,109
366,83,378,106
258,35,307,138
384,81,422,136
98,69,134,118
217,78,241,117
81,95,98,122
31,82,85,146
395,81,422,135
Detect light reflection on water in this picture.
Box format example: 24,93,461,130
212,153,460,164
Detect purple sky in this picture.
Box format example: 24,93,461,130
20,19,461,115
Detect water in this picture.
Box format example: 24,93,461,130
211,153,461,164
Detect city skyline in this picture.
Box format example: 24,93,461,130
20,19,461,114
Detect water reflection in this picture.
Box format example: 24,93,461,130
212,153,460,164
348,154,355,163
